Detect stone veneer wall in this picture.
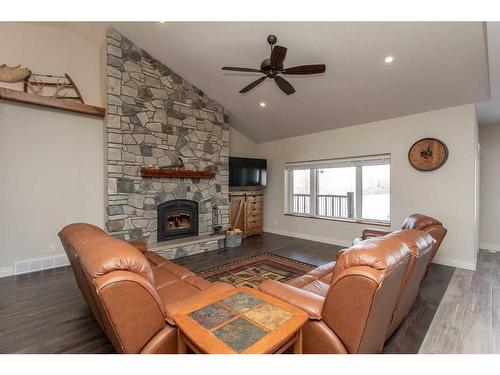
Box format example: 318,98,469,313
105,28,230,249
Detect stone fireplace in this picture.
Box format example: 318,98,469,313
157,199,198,241
104,28,229,258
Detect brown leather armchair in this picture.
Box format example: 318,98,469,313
353,214,447,266
59,223,233,354
258,230,435,354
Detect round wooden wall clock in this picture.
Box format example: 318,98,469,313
408,138,449,171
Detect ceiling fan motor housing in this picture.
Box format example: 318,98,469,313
267,34,277,45
260,58,275,73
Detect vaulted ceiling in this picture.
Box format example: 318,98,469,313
476,22,500,127
61,22,491,142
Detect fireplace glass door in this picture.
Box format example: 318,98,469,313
157,200,198,241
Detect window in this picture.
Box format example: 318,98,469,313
285,154,391,224
292,169,310,214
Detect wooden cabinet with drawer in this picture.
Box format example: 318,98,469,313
229,190,264,236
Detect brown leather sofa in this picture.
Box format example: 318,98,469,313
59,223,233,354
353,214,447,267
258,229,435,353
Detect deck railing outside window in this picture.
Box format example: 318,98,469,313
292,192,354,218
318,192,354,218
292,194,310,214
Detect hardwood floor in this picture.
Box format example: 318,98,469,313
0,232,455,354
383,261,455,353
174,232,341,272
419,249,500,353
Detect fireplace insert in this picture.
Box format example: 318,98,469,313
157,200,199,241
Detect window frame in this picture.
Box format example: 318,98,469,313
284,154,391,226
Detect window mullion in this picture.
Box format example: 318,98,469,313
289,170,295,214
355,166,362,220
310,169,317,215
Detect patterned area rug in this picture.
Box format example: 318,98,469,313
196,253,315,288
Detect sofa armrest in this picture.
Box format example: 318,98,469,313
128,240,148,253
258,280,324,320
336,248,347,260
361,228,391,240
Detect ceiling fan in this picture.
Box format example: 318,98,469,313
222,35,326,96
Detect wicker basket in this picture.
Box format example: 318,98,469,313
224,234,242,248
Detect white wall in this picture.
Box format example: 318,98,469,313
229,127,258,158
246,105,478,270
0,23,105,275
0,22,103,105
479,123,500,252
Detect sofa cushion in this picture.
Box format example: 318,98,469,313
153,267,185,289
320,273,333,284
59,223,104,243
287,274,316,288
159,261,195,280
332,236,410,281
144,251,169,269
156,275,211,302
302,279,330,297
285,260,335,296
286,275,330,297
401,214,442,230
152,265,200,289
307,261,336,284
80,238,155,285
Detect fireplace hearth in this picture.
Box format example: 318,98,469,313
157,200,199,241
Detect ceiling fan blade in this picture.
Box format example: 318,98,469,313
239,76,267,93
281,64,326,75
222,67,262,73
270,46,287,67
274,76,295,95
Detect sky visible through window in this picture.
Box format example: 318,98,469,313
292,169,310,195
362,164,390,221
318,167,355,195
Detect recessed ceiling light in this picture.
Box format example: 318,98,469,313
259,102,266,107
160,21,166,23
385,56,394,63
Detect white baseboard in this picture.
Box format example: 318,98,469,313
479,242,500,252
0,267,14,278
0,254,70,279
265,226,476,271
263,227,352,248
430,255,476,271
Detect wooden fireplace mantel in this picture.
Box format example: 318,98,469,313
141,167,216,179
0,87,106,118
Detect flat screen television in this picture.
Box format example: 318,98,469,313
229,157,267,187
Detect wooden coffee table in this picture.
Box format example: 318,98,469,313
173,286,308,354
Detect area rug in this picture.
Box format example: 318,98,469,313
196,253,316,288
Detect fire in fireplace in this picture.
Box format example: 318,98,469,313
157,200,199,241
167,213,191,230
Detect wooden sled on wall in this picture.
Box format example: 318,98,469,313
23,73,85,104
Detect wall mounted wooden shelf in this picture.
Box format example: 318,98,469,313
141,167,216,179
0,87,105,118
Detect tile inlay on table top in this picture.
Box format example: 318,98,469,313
186,290,296,352
244,303,293,331
188,304,236,330
213,317,267,352
220,291,263,313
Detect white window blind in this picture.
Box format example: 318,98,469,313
285,154,391,170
